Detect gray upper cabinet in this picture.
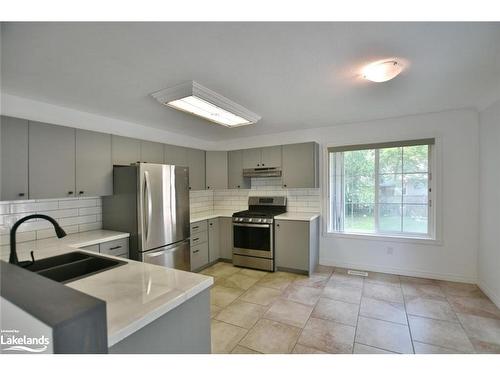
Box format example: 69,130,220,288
140,140,164,164
112,135,141,165
282,142,319,188
242,148,262,168
164,144,188,166
205,151,228,190
228,150,250,189
260,146,282,168
187,148,206,190
1,116,29,201
76,129,113,197
242,146,282,168
29,121,76,199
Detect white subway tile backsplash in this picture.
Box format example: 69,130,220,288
0,197,103,243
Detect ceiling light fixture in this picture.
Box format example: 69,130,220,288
151,81,261,128
362,59,403,82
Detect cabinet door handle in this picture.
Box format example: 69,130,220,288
207,186,210,189
109,245,122,250
276,224,280,227
283,184,287,187
237,185,240,188
262,163,265,166
209,223,213,226
79,191,84,195
68,191,74,195
18,193,25,197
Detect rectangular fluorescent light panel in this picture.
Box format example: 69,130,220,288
168,96,251,127
151,81,261,128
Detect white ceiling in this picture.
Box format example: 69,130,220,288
1,22,499,141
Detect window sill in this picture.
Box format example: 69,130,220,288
323,231,442,246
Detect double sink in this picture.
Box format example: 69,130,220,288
25,251,125,283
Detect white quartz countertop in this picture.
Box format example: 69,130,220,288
274,212,320,221
190,210,238,223
1,229,213,347
67,254,213,347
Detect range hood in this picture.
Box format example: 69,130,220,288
243,167,282,178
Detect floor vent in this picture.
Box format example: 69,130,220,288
348,270,369,277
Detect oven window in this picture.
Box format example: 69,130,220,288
233,225,271,251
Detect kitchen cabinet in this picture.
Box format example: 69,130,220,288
228,150,250,189
242,148,262,168
282,142,319,188
164,144,188,166
187,148,206,190
140,140,164,164
206,151,228,189
79,238,129,258
275,217,319,275
112,135,141,165
1,116,29,200
242,146,282,168
190,219,210,271
208,218,220,262
76,129,113,197
219,217,233,260
29,121,76,199
260,146,282,168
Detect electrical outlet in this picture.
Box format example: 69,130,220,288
387,246,394,255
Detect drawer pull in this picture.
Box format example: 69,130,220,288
193,238,199,242
192,226,199,229
109,245,122,250
193,249,199,254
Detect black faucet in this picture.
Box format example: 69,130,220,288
9,214,67,268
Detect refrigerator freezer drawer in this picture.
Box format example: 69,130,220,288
141,240,190,271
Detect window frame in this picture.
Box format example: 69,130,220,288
326,139,439,242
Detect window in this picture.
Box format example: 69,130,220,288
328,139,434,238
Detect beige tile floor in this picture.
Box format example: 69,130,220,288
202,262,500,354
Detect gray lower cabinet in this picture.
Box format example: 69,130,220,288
282,142,319,188
1,116,29,200
190,220,209,271
29,121,76,199
140,140,164,163
99,238,129,258
76,129,113,197
80,238,129,258
187,148,206,190
275,218,319,275
228,150,250,189
219,217,233,260
164,144,188,166
112,135,141,165
208,218,220,262
205,151,227,190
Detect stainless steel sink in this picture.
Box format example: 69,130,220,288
25,251,125,283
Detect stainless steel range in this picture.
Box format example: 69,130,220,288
232,196,286,272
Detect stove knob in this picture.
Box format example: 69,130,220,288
257,219,262,223
248,218,252,222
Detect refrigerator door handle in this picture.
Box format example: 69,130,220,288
144,170,153,242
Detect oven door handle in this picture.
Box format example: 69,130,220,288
233,223,272,228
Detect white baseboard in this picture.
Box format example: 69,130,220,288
319,258,477,284
478,279,500,309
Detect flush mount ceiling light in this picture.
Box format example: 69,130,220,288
151,81,261,128
362,59,404,82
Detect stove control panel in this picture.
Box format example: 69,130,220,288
232,217,273,224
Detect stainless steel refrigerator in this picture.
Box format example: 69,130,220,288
102,163,191,270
